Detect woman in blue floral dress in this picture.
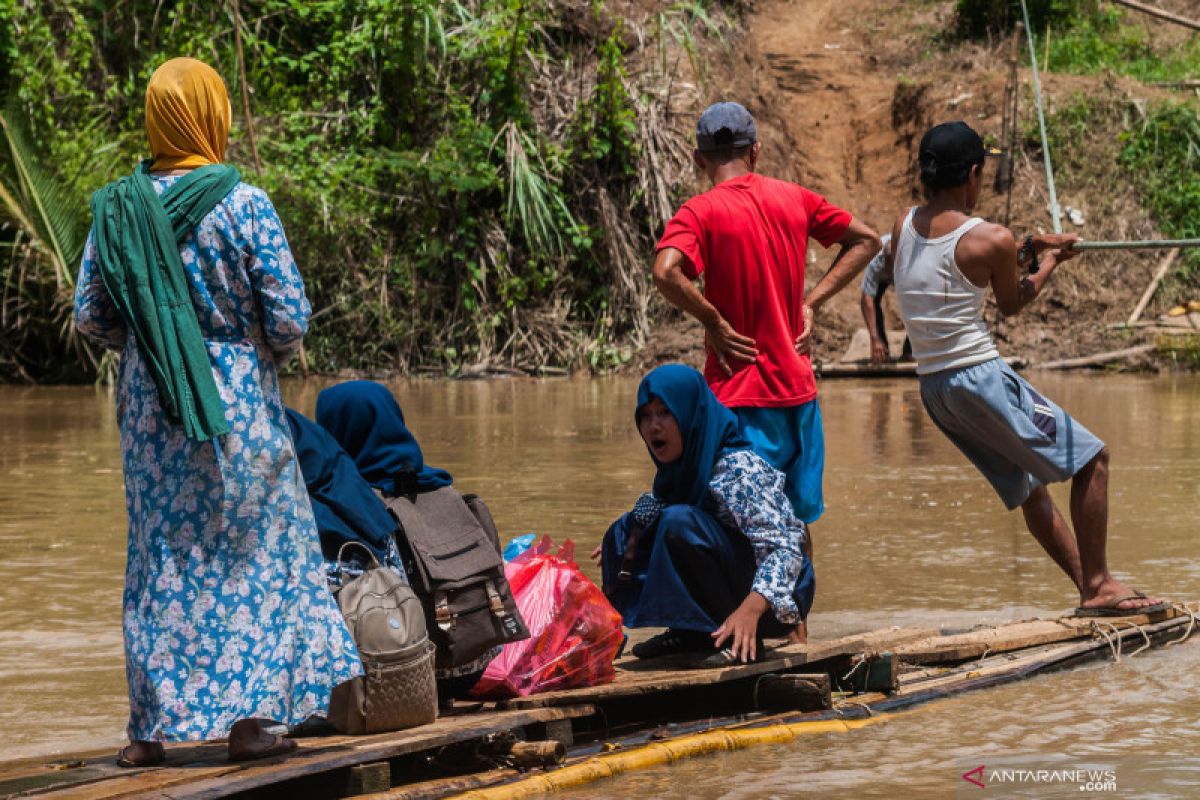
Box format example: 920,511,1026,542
600,365,815,668
74,58,360,765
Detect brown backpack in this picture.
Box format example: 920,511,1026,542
327,543,438,734
382,487,529,670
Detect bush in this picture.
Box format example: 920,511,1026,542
1119,104,1200,283
1,0,720,380
955,0,1085,39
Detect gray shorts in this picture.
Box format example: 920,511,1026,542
919,358,1106,510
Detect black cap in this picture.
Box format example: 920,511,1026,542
919,121,1001,173
696,102,757,152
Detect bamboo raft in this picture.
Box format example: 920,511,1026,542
2,602,1195,800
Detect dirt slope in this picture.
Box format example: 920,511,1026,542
636,0,1185,373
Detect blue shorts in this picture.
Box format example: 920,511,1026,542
919,358,1106,510
733,400,825,524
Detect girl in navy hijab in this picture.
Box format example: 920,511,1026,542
600,365,814,667
315,381,452,495
285,408,398,567
315,380,494,700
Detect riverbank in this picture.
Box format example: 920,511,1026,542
3,1,1199,382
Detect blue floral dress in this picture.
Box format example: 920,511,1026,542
74,175,362,742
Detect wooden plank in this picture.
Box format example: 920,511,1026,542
816,357,1024,377
884,609,1198,706
345,761,392,796
1032,344,1156,370
1109,0,1200,31
893,605,1184,664
754,674,832,712
499,627,937,710
816,361,918,377
22,705,593,800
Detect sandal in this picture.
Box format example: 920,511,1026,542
116,741,165,768
1075,591,1170,618
227,733,298,762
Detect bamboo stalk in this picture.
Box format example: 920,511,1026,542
230,0,263,174
1109,0,1200,31
1034,344,1155,370
1127,248,1180,325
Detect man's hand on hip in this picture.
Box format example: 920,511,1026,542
706,317,758,376
794,304,816,356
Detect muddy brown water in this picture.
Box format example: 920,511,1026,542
1,374,1198,796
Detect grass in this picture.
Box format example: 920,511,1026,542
1040,6,1200,83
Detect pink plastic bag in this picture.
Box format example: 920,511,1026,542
471,536,623,699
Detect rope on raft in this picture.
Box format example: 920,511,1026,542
1167,602,1199,646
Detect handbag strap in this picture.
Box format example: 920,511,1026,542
335,540,382,570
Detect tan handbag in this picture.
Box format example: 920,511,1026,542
327,543,438,735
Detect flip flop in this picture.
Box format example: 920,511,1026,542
1075,592,1170,618
116,742,164,768
227,734,297,763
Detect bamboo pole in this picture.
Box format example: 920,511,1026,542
1019,0,1062,233
1073,238,1200,251
1127,248,1180,325
1109,0,1200,31
1002,22,1023,226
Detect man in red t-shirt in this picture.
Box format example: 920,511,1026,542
654,101,881,546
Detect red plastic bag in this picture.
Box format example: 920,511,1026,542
471,536,624,699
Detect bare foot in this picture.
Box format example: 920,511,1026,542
786,622,808,644
227,719,298,762
117,741,164,768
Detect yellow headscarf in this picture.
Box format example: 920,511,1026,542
145,58,232,171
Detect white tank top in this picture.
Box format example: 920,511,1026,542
893,208,999,375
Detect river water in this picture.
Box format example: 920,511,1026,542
1,374,1197,796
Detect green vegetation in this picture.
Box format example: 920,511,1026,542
1044,6,1200,82
954,0,1084,39
1119,104,1200,282
970,0,1199,301
957,0,1200,82
1039,93,1200,292
0,1,728,381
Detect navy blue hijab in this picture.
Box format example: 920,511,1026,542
286,408,396,562
637,365,750,506
315,381,453,495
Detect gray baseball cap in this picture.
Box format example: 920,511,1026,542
695,101,757,151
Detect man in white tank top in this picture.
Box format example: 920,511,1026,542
889,121,1167,617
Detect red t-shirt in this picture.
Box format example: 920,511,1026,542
656,173,852,407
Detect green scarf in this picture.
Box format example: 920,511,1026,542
90,161,241,442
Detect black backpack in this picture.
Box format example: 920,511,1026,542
381,486,529,669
